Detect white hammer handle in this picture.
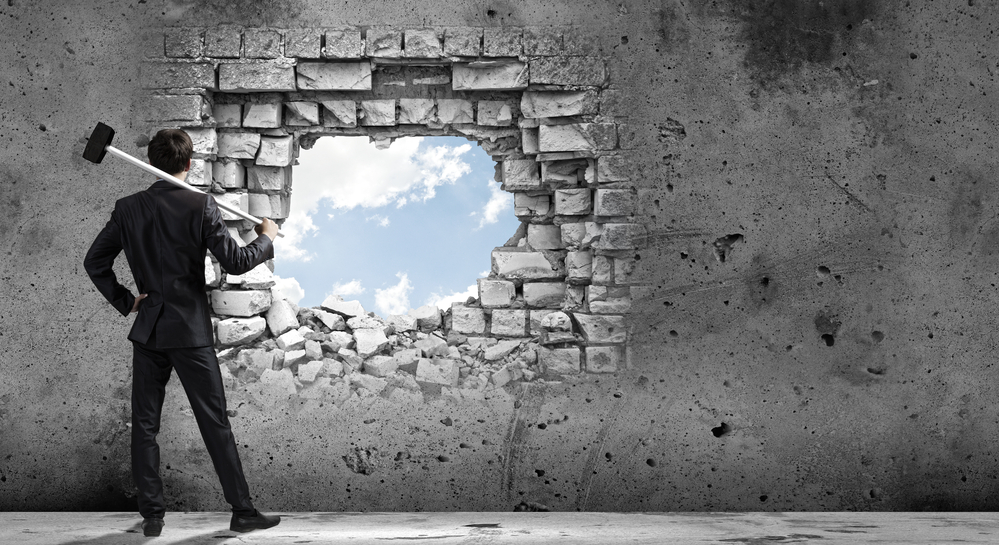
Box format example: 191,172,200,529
104,145,284,238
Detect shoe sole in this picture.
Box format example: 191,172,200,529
230,520,280,533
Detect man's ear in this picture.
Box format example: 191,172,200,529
184,159,191,172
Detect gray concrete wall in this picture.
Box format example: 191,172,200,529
2,0,997,512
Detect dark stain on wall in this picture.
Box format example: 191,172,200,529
728,0,878,87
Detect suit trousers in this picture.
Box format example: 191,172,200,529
131,333,255,519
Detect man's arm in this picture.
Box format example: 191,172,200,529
202,195,275,275
83,209,136,317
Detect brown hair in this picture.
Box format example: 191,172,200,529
147,129,193,175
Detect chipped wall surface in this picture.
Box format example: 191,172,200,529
2,0,999,512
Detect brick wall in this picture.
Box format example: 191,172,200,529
140,25,642,396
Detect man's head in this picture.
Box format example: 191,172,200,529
147,129,193,175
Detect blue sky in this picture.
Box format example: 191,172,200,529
271,136,519,316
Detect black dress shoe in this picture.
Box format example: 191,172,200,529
230,510,281,533
141,518,164,537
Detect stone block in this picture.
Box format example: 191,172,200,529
285,101,320,126
491,309,527,336
560,222,585,249
597,154,629,183
186,159,210,186
276,328,307,351
477,101,513,127
259,368,297,395
566,250,593,282
322,358,344,377
242,103,282,128
530,56,605,86
213,104,242,128
523,282,566,308
592,255,612,284
436,99,474,124
360,100,396,126
142,95,208,124
364,355,398,377
593,223,647,250
351,372,388,393
399,98,435,124
217,132,260,159
328,331,354,351
581,222,603,249
477,279,515,308
321,100,357,127
489,364,522,388
539,123,617,152
404,29,441,58
414,336,448,358
564,285,585,310
492,249,561,279
594,189,635,216
614,257,637,284
484,339,521,361
255,136,294,167
297,360,324,383
416,358,459,387
184,128,217,156
165,28,202,58
265,298,299,336
523,27,562,55
324,30,363,58
355,329,390,358
444,27,481,56
141,62,216,90
450,304,486,335
211,289,271,317
574,314,626,343
588,285,632,313
522,127,540,154
238,349,275,379
214,192,248,221
219,62,296,92
527,224,562,250
555,188,592,215
226,262,275,289
297,62,372,90
366,28,403,57
321,295,366,318
314,309,346,330
387,314,418,332
521,91,598,118
542,159,587,186
514,193,549,217
483,27,522,57
244,29,282,59
217,316,266,345
205,256,220,288
540,347,580,375
247,166,289,192
347,315,388,332
269,194,289,219
453,62,528,90
586,345,624,373
205,26,242,58
285,29,321,58
502,159,540,190
409,305,442,331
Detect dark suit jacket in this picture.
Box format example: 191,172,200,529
84,180,274,348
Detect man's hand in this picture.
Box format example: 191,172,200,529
131,293,148,313
254,218,279,241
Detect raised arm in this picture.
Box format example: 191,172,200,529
202,195,275,275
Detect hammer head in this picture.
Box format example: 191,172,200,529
83,122,115,164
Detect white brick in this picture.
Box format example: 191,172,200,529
539,123,617,152
276,329,307,351
399,98,435,124
502,159,540,190
297,62,372,90
477,101,513,126
527,224,562,249
364,355,398,377
415,358,459,386
321,295,366,318
409,304,442,331
213,104,242,128
210,289,271,317
555,188,592,215
354,328,390,358
360,100,396,126
490,309,527,336
256,135,294,167
217,316,266,345
247,193,271,217
214,192,248,221
321,100,357,127
324,30,363,59
387,314,418,332
213,161,245,189
226,262,275,289
285,101,320,125
477,279,515,308
219,62,296,92
450,304,486,335
491,250,561,279
217,133,260,159
436,99,473,124
521,91,598,118
404,29,442,58
453,62,528,90
246,166,289,192
540,347,580,375
297,360,325,383
242,103,282,128
574,314,627,343
366,29,403,57
523,283,566,308
265,298,299,336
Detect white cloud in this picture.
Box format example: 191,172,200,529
327,279,365,298
366,214,390,227
375,273,413,316
477,180,512,229
274,210,318,262
272,275,305,306
426,283,478,311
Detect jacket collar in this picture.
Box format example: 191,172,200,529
150,179,180,190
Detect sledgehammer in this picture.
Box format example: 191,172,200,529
83,122,283,237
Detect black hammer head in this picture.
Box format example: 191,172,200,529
83,122,115,164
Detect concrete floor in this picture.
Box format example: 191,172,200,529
1,512,997,544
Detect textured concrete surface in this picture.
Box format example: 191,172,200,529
2,512,998,544
2,0,999,514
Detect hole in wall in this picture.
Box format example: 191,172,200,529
711,422,731,437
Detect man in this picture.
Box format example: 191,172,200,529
84,128,281,537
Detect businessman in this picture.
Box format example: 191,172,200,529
84,128,281,537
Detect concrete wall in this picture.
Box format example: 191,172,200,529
2,0,998,512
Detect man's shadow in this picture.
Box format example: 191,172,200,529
54,521,242,545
